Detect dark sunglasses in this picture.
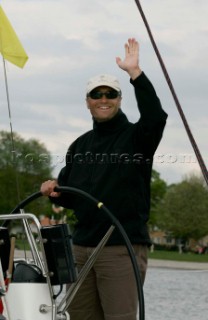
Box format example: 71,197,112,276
87,90,121,100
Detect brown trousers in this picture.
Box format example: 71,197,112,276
67,244,148,320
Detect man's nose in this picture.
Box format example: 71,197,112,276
100,94,108,101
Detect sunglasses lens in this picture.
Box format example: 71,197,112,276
90,91,103,99
88,90,120,99
106,91,119,99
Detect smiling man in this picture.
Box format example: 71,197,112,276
41,38,168,320
86,74,122,122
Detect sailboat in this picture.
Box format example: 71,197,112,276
0,5,144,320
0,186,144,320
0,2,207,320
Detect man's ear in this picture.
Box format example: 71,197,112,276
118,97,122,108
86,98,90,109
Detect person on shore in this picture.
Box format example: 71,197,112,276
41,38,168,320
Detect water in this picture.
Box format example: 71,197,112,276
57,267,208,320
143,267,208,320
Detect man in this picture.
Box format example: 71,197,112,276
41,38,167,320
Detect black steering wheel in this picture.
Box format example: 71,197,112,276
3,186,145,320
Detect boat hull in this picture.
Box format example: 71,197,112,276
4,283,53,320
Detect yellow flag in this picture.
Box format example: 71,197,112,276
0,5,28,68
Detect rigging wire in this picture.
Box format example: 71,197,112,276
134,0,208,186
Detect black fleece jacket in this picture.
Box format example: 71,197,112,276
51,72,168,246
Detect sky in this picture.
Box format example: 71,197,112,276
0,0,207,185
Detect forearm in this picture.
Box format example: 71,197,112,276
127,66,142,81
132,72,168,157
130,72,167,121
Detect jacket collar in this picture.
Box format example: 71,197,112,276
93,109,129,133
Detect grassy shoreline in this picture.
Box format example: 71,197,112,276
16,239,208,263
148,250,208,263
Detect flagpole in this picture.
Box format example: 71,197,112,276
2,57,14,149
2,56,21,203
0,5,29,204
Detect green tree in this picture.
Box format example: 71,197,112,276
149,169,167,228
155,174,208,241
0,131,54,216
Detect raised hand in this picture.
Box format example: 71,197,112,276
116,38,142,80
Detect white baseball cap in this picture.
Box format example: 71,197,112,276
86,74,121,94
